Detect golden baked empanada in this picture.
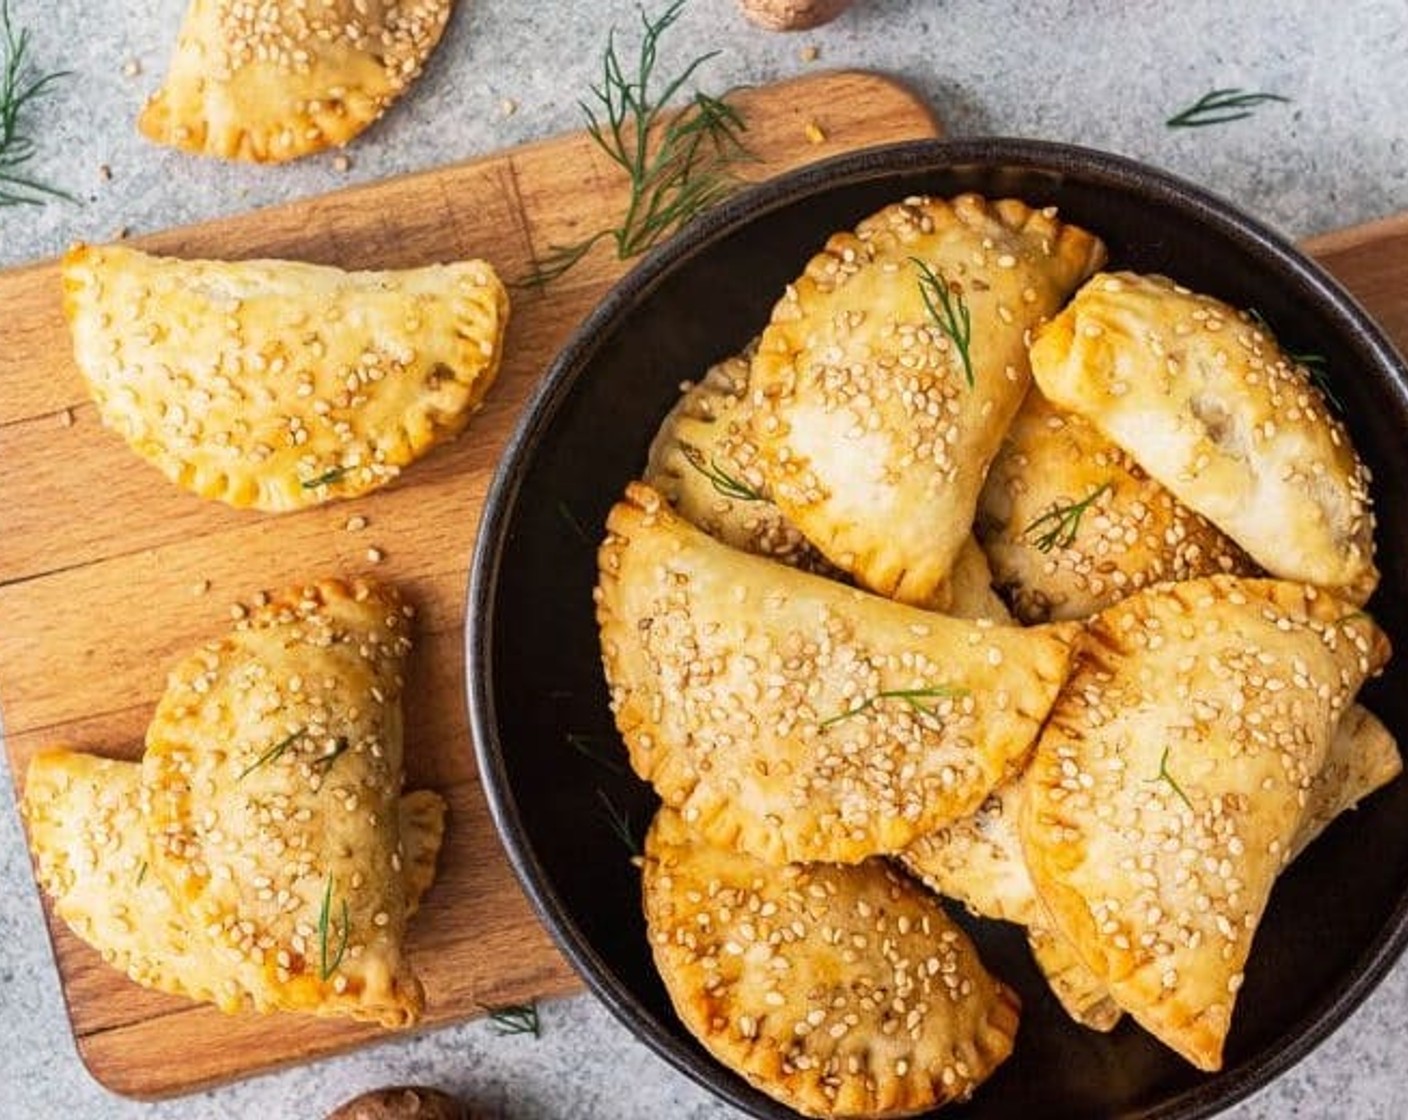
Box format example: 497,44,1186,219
977,388,1256,622
645,343,836,575
643,807,1020,1118
1020,576,1390,1069
62,243,508,511
21,749,446,1013
901,698,1398,1033
137,578,426,1026
749,194,1105,606
138,0,454,162
596,482,1077,865
1030,272,1377,604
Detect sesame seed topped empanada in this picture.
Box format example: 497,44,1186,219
137,0,455,163
62,243,508,512
595,482,1077,866
137,577,427,1027
1020,576,1390,1070
642,806,1020,1118
1029,272,1377,604
749,194,1106,607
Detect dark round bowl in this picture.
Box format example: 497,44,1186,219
467,138,1408,1119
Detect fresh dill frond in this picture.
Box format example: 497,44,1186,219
819,685,968,730
311,736,351,775
1247,308,1341,413
595,788,641,855
0,0,71,207
678,443,763,502
1149,745,1194,810
557,500,596,547
1166,87,1290,128
567,731,628,775
317,874,350,980
519,1,749,288
300,466,350,490
482,1000,541,1037
1023,482,1112,553
237,728,308,780
911,257,974,387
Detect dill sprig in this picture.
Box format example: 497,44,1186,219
911,257,974,387
0,0,71,208
1248,308,1341,413
318,874,350,980
1149,746,1194,810
520,0,749,288
567,731,628,775
596,788,641,855
301,465,349,490
1023,482,1112,553
819,685,967,730
135,860,148,886
1166,87,1290,128
237,728,308,780
679,443,763,502
557,500,595,547
482,1000,541,1037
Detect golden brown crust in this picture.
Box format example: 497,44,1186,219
140,577,425,1026
137,0,454,163
977,388,1257,622
62,243,509,512
749,193,1106,606
642,807,1020,1118
21,748,445,1018
1020,576,1389,1069
1029,272,1377,604
596,483,1077,865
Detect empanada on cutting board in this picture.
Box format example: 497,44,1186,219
595,482,1076,865
62,243,508,512
642,806,1020,1118
138,0,454,162
1020,576,1390,1069
749,193,1105,606
1030,272,1377,604
21,751,446,1016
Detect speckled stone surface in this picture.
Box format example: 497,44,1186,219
1,0,1407,1117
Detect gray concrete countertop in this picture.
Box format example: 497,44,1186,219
2,1,1406,1117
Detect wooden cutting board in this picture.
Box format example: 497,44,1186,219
0,70,944,1100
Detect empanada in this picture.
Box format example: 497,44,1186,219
643,806,1020,1118
749,193,1106,606
21,749,446,1014
901,699,1400,1033
135,577,426,1026
1030,272,1377,604
1020,576,1390,1069
62,243,508,511
596,482,1077,865
138,0,454,163
977,388,1256,623
645,343,836,576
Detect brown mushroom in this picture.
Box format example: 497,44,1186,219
737,0,856,31
325,1086,480,1120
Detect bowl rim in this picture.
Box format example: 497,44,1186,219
466,135,1408,1120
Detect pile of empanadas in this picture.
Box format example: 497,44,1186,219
21,578,444,1027
596,194,1399,1115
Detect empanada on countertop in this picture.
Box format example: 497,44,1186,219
596,483,1077,866
1020,576,1390,1070
138,0,454,163
977,388,1257,623
1030,272,1377,604
750,193,1106,606
62,243,508,512
140,577,425,1027
642,807,1020,1118
20,750,446,1014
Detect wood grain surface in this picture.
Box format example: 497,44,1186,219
0,71,943,1099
